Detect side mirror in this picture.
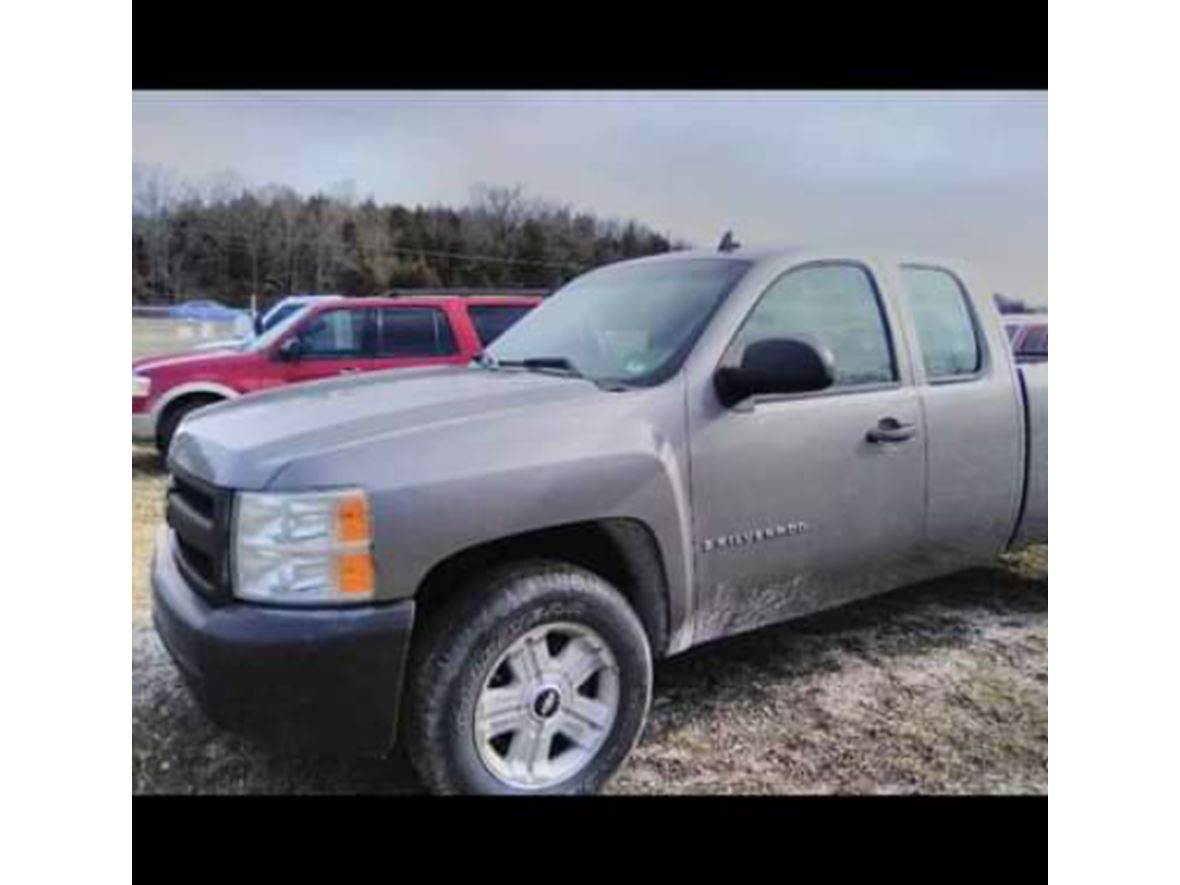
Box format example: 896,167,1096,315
276,337,304,362
714,337,835,407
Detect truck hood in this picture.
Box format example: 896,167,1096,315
134,347,246,373
169,365,611,489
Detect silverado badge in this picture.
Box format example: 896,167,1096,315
702,522,810,553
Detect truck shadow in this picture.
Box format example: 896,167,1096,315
132,447,166,478
133,625,426,795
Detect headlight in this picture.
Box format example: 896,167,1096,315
132,375,151,398
232,488,375,605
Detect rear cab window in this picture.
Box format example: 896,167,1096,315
900,266,984,381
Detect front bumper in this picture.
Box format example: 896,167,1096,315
132,410,157,444
151,527,415,753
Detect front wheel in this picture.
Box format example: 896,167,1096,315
402,562,652,795
156,395,221,459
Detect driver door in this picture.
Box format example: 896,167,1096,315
281,306,379,384
688,261,927,644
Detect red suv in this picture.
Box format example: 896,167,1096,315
1004,317,1048,362
133,295,542,455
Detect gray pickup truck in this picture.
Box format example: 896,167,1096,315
152,246,1047,794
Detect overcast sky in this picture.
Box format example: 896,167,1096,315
133,91,1047,301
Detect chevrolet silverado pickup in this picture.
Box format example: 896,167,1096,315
151,246,1048,795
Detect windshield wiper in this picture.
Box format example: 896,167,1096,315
479,355,633,391
473,353,570,374
496,356,585,378
522,357,581,375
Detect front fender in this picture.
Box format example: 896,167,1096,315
267,381,698,652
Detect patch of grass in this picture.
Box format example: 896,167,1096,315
133,318,243,359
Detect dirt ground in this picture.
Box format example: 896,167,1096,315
132,448,1047,794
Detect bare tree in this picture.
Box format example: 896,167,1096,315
132,164,181,298
470,183,528,248
132,168,690,303
238,193,271,299
259,185,303,294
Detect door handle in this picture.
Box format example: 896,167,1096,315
338,368,361,375
866,418,917,444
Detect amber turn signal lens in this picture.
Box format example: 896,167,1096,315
337,552,375,595
336,496,371,544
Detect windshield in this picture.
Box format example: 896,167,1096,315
260,302,305,333
247,304,313,352
485,258,751,386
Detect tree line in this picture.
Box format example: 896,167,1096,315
132,165,688,306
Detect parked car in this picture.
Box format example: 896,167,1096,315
151,247,1047,795
169,299,248,323
1005,316,1048,361
132,294,542,455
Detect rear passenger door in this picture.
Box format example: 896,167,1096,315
373,306,467,369
895,265,1025,571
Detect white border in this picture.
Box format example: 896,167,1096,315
1051,1,1180,880
4,3,129,880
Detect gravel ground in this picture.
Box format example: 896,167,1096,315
133,449,1047,794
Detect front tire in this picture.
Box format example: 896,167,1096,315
156,395,220,459
403,562,652,795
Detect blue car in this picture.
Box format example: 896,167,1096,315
170,299,248,322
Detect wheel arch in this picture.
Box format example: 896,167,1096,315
153,381,240,419
413,518,674,658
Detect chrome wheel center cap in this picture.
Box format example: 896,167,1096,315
532,686,562,719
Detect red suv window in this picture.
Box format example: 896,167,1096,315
296,308,375,358
376,308,457,356
468,304,534,347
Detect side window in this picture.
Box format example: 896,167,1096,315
297,308,371,358
468,305,534,347
378,308,458,356
900,266,982,379
730,263,896,388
